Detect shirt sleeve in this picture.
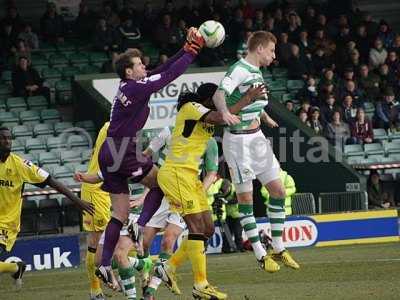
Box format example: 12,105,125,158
17,157,49,185
149,127,171,153
204,137,219,173
148,49,186,75
218,66,246,96
181,102,211,121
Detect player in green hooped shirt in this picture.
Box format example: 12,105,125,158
212,30,300,272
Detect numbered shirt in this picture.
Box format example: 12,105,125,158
0,153,49,232
219,58,268,130
164,101,215,172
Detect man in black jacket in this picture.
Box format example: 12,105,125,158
11,56,50,104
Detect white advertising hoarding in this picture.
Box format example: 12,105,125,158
92,71,225,129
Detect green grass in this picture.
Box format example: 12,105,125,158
2,242,400,300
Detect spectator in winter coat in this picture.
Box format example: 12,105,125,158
350,108,374,144
369,38,388,70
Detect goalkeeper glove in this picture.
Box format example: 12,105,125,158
183,28,205,55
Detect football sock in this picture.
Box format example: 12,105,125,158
146,252,171,295
268,197,286,253
86,247,102,296
169,236,188,269
187,233,208,289
0,261,18,273
101,217,123,266
239,204,266,260
118,266,136,300
137,187,164,226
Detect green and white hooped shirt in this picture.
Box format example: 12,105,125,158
219,58,268,131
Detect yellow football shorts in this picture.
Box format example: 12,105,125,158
81,189,111,232
0,228,18,252
157,166,210,216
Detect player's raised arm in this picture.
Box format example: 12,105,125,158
74,171,103,184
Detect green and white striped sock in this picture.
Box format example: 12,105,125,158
239,204,266,260
268,197,286,253
118,266,136,300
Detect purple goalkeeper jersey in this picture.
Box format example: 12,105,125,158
107,49,195,137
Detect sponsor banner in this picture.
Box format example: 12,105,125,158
149,210,398,255
3,235,80,272
92,71,225,129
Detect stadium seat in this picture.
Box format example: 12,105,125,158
67,134,89,149
69,52,89,67
20,200,38,236
81,149,92,164
0,111,19,123
364,102,375,114
286,80,304,91
61,197,81,227
21,152,39,165
11,138,26,153
272,68,288,78
344,144,364,157
53,165,74,178
74,163,88,173
80,65,101,74
61,150,83,165
55,80,72,104
268,80,287,92
19,110,41,126
33,123,54,138
0,98,6,110
6,97,27,113
38,198,61,234
38,151,60,167
89,51,109,65
1,70,12,84
30,57,49,68
346,155,364,165
61,66,80,80
48,53,69,68
388,130,400,141
291,193,316,215
25,137,46,153
385,141,400,155
75,120,96,137
12,125,33,139
41,109,61,123
42,68,62,89
47,136,67,151
373,128,388,142
388,154,400,162
364,143,384,156
54,121,74,135
0,83,12,97
27,95,48,110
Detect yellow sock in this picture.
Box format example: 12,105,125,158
86,247,102,295
169,237,189,269
0,261,18,273
187,234,208,288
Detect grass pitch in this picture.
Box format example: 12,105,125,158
2,242,400,300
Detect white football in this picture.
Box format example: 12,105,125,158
198,20,226,48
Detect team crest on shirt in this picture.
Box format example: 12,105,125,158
6,168,12,175
23,159,33,167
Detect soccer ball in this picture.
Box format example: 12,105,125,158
199,20,226,48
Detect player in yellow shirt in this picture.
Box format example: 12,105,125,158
80,122,112,300
0,126,93,288
157,83,264,299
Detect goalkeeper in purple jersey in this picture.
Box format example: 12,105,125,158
96,28,205,285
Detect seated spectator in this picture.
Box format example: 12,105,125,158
312,47,333,74
319,68,337,88
13,39,31,64
358,64,381,101
276,32,292,67
99,1,120,29
342,95,359,123
297,29,313,57
348,49,362,72
253,9,264,31
324,110,351,147
377,20,395,49
296,99,311,116
94,18,118,52
313,28,336,57
369,38,388,70
287,44,309,79
354,24,369,63
264,17,278,37
375,88,400,129
1,6,23,33
297,76,319,106
389,34,400,55
0,22,17,65
378,63,396,91
176,19,188,46
237,30,251,59
286,12,301,43
285,100,294,113
116,18,141,51
339,80,365,106
386,50,399,74
198,47,225,67
367,171,395,209
299,110,308,124
142,55,151,69
307,106,324,134
153,14,180,56
11,56,50,104
18,23,39,50
74,2,96,40
350,108,374,144
40,2,65,43
320,93,341,126
101,51,118,73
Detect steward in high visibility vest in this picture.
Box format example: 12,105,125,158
261,170,296,215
